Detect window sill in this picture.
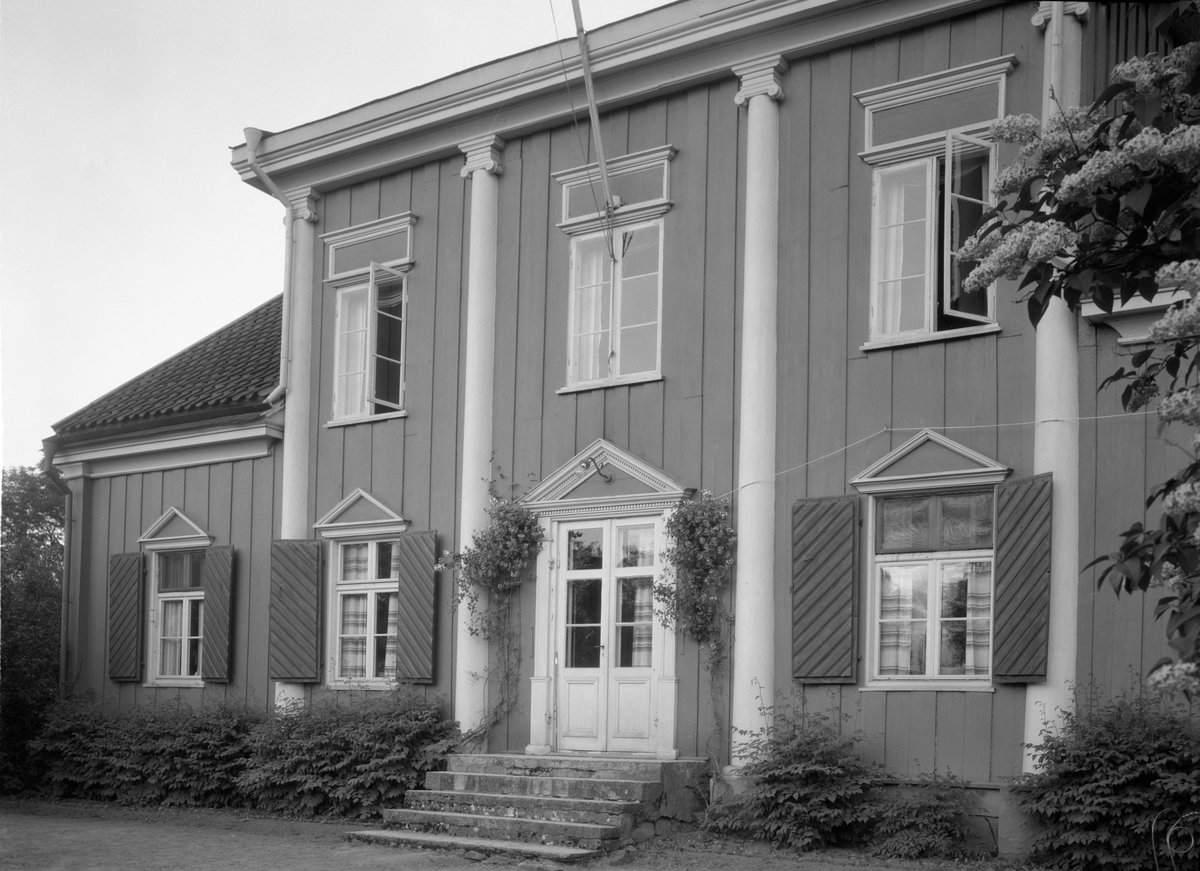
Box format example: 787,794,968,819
860,681,995,692
325,680,401,691
326,410,408,428
557,373,662,395
144,678,205,688
861,322,1000,351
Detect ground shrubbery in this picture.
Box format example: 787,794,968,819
1016,692,1200,871
702,703,985,859
31,689,458,818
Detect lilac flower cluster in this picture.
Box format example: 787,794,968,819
1163,480,1200,515
958,220,1078,295
1145,659,1200,698
1158,386,1200,427
1147,261,1200,342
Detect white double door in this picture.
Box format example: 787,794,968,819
555,517,661,753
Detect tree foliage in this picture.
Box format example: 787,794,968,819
1,465,65,792
959,13,1200,683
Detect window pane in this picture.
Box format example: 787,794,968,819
878,277,927,335
373,357,402,409
341,544,368,581
609,166,666,211
375,592,399,679
568,529,604,570
619,577,654,623
340,593,368,635
335,229,409,275
160,552,204,590
567,625,601,668
336,373,366,418
618,525,655,568
620,274,658,328
879,564,928,619
619,324,658,375
617,577,654,668
938,619,990,675
162,599,183,637
340,638,367,678
621,225,660,278
567,578,602,623
377,542,399,579
188,599,202,637
161,638,182,676
188,638,201,676
879,620,927,676
879,496,932,550
574,236,612,287
940,492,993,548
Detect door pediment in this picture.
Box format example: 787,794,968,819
522,439,691,518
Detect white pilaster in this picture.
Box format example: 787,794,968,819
276,187,321,706
454,134,505,735
280,188,321,540
729,55,786,766
1025,2,1086,772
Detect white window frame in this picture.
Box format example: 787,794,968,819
867,131,999,347
564,220,664,390
330,261,409,424
142,538,212,688
326,538,403,687
863,490,997,692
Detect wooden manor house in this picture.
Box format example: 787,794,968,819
45,0,1186,853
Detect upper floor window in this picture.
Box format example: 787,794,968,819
323,214,415,423
856,57,1015,349
569,222,663,386
554,146,675,392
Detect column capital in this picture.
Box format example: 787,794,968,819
1032,2,1088,29
284,187,321,223
733,55,788,106
460,134,506,178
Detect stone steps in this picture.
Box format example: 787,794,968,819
351,753,707,863
403,789,642,829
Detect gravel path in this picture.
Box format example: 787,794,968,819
0,799,1035,871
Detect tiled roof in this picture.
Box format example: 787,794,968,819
53,295,282,440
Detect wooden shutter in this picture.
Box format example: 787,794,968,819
200,546,235,683
390,530,438,683
108,553,144,681
269,540,323,682
993,474,1053,683
792,496,858,683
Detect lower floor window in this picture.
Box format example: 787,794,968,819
156,549,206,679
336,541,400,681
877,556,992,678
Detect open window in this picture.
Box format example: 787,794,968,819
333,262,407,420
857,56,1015,348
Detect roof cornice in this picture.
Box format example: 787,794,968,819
230,0,1002,193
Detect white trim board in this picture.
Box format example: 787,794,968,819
53,424,283,480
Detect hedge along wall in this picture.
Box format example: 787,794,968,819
31,689,458,818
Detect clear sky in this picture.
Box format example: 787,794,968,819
0,0,672,468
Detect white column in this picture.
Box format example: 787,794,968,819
280,189,321,540
1024,1,1087,772
729,55,786,767
454,134,505,735
276,187,321,708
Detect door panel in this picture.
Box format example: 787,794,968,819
555,519,660,753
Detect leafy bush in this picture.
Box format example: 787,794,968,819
870,772,980,860
32,689,458,818
653,492,736,647
34,701,262,807
237,689,458,818
703,704,884,851
1016,692,1200,870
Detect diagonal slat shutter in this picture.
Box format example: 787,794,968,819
108,553,144,681
200,546,235,683
269,540,323,682
993,474,1053,683
390,530,437,684
792,496,858,683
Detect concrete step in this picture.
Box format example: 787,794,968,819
347,829,601,862
446,752,676,781
404,789,642,829
424,770,662,803
383,808,622,851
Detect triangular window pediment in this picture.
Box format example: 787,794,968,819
850,429,1009,493
314,489,408,539
523,439,691,518
139,507,211,545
